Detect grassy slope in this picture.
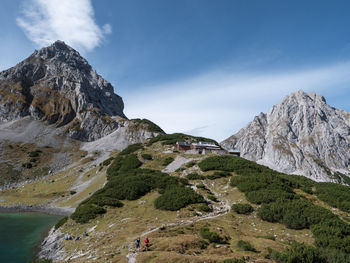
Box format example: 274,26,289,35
0,143,105,208
53,141,321,263
1,136,348,262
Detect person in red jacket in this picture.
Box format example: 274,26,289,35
144,237,150,251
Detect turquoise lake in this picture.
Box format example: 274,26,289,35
0,212,61,263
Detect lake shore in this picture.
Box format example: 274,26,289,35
0,204,74,216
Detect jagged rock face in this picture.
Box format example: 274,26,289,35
221,90,350,182
0,40,125,141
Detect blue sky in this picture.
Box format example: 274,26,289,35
1,0,350,141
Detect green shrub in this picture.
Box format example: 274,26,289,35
258,199,337,230
311,218,350,253
207,195,218,202
131,118,164,133
102,157,114,166
84,196,124,207
118,154,143,173
70,191,76,195
223,258,247,263
162,157,174,166
199,227,224,243
28,150,40,157
22,162,32,169
186,161,196,168
207,153,350,258
198,204,211,212
207,171,232,180
266,242,348,263
186,173,205,180
232,203,253,214
71,204,106,223
197,184,206,190
147,133,218,146
55,217,68,230
237,240,257,252
154,186,205,211
73,152,199,223
246,189,296,204
316,182,350,213
175,167,185,172
119,143,143,155
141,153,153,160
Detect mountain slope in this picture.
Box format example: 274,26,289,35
0,40,126,141
0,41,164,188
221,90,350,183
35,139,350,263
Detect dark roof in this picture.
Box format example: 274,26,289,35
177,141,190,146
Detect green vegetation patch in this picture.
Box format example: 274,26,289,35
237,240,257,252
199,227,225,244
206,171,232,180
55,216,68,230
198,204,211,212
102,157,114,166
316,182,350,213
267,241,350,263
185,161,196,168
223,258,247,263
71,144,205,223
186,173,205,180
162,157,174,166
131,118,164,133
147,133,218,146
71,204,106,224
207,195,218,202
154,186,205,211
22,162,33,169
232,203,253,214
200,155,350,258
141,153,153,160
28,149,41,157
332,172,350,185
119,143,143,155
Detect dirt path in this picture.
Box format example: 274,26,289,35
125,180,231,262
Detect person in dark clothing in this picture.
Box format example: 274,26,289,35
136,237,141,249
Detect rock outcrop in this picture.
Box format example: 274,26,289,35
221,90,350,183
0,40,126,141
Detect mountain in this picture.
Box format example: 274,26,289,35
221,90,350,183
0,40,126,141
0,41,163,187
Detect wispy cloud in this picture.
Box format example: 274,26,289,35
124,62,350,142
16,0,111,52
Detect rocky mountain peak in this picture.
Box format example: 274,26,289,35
221,90,350,183
0,40,126,141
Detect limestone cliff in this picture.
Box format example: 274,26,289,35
0,40,126,141
221,90,350,183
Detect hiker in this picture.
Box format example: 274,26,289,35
144,237,150,251
136,237,140,249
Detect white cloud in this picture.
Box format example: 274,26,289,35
124,62,350,142
16,0,111,52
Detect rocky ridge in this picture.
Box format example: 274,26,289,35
221,90,350,183
0,41,164,187
0,40,126,141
